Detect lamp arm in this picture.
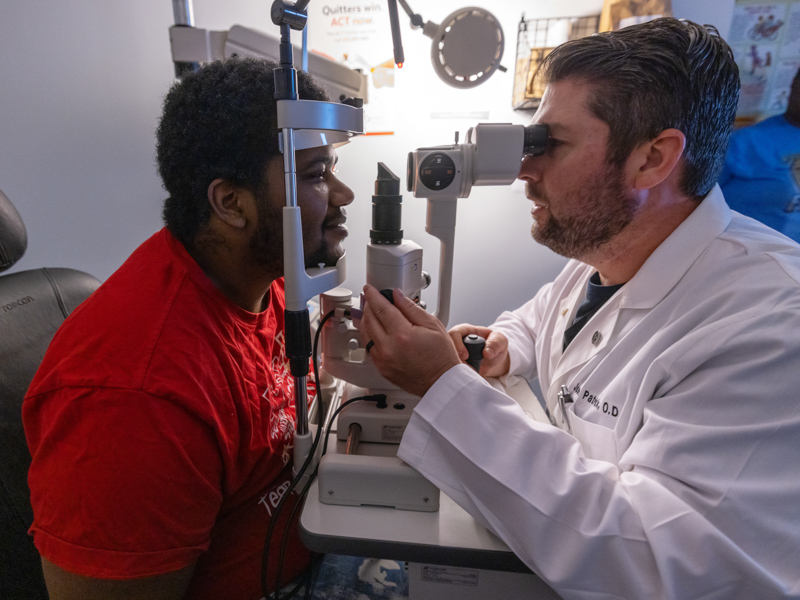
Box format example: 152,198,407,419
397,0,424,28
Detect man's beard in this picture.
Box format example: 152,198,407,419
528,163,637,259
303,235,342,269
248,202,344,271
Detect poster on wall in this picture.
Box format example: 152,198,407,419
729,0,800,124
306,2,398,134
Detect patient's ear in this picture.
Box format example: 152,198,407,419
628,128,686,190
207,178,248,229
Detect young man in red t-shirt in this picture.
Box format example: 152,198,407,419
22,57,354,600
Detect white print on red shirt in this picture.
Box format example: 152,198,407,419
261,330,318,464
258,478,292,517
263,330,296,449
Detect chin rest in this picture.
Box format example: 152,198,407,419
0,188,101,599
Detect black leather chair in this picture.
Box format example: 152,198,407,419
0,189,101,599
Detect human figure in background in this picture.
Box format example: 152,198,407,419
719,66,800,241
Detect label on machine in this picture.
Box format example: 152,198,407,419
420,565,480,587
381,424,405,443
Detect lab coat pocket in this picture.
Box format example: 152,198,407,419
567,407,619,463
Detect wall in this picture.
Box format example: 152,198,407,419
0,0,734,327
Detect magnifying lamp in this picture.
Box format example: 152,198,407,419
396,1,506,89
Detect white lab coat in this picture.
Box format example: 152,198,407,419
397,187,800,599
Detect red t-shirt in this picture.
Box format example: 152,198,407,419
23,228,312,599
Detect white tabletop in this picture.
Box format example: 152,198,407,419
300,377,549,573
301,476,531,572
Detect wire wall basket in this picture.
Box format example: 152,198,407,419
512,14,601,110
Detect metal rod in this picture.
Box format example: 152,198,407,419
345,422,362,455
294,375,309,435
172,0,194,25
282,128,297,207
280,115,307,441
397,0,423,27
397,0,414,19
302,27,308,72
387,0,405,66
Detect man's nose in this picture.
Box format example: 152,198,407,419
518,155,543,183
332,175,355,207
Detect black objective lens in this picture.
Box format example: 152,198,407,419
371,163,403,245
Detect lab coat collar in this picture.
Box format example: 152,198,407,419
619,185,731,310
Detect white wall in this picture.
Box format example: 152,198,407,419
673,0,735,36
0,0,734,327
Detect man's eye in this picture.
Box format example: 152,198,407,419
547,137,564,150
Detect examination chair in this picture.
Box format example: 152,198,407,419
0,188,101,599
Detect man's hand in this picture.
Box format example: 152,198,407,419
448,324,511,378
361,285,461,397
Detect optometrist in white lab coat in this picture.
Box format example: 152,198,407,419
387,186,800,598
360,25,800,600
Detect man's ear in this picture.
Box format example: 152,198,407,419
629,128,686,190
207,178,248,229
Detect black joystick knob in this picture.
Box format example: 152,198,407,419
463,334,486,373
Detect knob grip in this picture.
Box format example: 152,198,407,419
463,334,486,373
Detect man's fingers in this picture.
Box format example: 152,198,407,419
448,324,476,360
361,285,412,341
484,331,509,359
448,324,500,362
363,285,398,320
391,288,440,328
361,287,390,343
361,303,384,344
359,286,463,396
479,331,510,377
448,331,469,360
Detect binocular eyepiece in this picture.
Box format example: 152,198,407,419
406,122,550,197
523,123,549,157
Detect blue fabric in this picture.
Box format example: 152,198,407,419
293,555,408,600
719,114,800,241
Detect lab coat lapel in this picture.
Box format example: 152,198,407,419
547,279,585,379
547,294,622,415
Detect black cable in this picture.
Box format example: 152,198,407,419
271,310,339,599
261,308,335,600
321,394,386,458
302,553,324,600
277,459,321,597
261,305,386,600
273,392,385,600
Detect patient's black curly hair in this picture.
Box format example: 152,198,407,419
156,57,328,245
